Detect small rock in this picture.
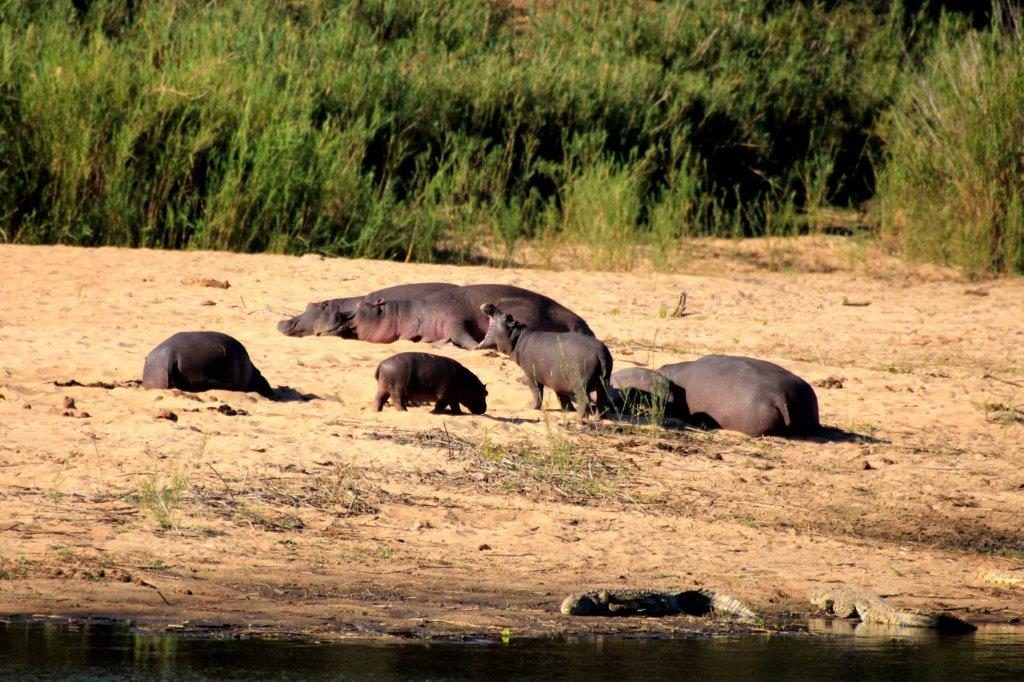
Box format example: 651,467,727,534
77,411,90,418
23,403,31,409
200,300,216,306
182,276,230,289
214,404,237,416
63,396,76,410
478,543,492,551
155,409,178,422
815,376,844,389
62,410,75,417
863,461,876,471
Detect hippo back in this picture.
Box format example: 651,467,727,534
457,284,593,336
659,355,818,436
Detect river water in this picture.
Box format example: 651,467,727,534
2,618,1023,680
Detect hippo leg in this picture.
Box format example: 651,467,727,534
556,393,575,412
526,376,544,410
374,389,389,412
396,394,409,411
431,399,462,414
447,326,480,351
593,383,613,417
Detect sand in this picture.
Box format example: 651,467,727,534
1,241,1022,640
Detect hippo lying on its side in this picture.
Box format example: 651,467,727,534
277,282,457,337
342,284,593,349
657,355,819,437
477,303,611,419
374,352,487,414
610,367,686,420
142,331,274,398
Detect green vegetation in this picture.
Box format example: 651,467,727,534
135,474,188,530
878,15,1024,275
0,1,1019,273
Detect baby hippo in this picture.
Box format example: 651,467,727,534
142,331,274,397
610,367,686,420
658,354,819,437
477,303,612,418
374,352,487,414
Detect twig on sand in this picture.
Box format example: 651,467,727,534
670,291,689,317
982,373,1023,388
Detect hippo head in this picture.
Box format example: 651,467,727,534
277,299,354,337
477,303,523,353
461,377,489,415
342,297,401,341
465,387,488,415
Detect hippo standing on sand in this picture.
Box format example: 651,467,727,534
657,355,819,437
610,367,686,420
374,352,487,414
477,303,612,418
142,331,274,398
277,282,457,337
342,284,593,349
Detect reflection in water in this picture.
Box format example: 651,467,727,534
1,619,1024,680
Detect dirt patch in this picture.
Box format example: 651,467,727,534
1,242,1023,639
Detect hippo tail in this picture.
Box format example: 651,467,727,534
574,318,596,337
774,397,792,429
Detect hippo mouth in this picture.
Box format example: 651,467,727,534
476,323,496,350
476,303,500,350
277,317,305,337
314,321,347,337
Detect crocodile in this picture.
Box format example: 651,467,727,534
811,587,975,632
560,588,758,623
977,569,1024,589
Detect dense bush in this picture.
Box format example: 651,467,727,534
0,0,1018,272
878,19,1024,275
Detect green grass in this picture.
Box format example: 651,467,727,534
0,1,1017,273
878,15,1024,275
135,475,189,530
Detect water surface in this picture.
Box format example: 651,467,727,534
2,619,1023,680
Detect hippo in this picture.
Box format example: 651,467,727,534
142,331,274,398
277,282,457,337
374,352,487,414
610,367,686,420
342,284,593,349
657,355,820,437
477,303,612,418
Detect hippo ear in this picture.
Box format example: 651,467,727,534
371,298,387,308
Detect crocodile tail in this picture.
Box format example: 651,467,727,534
706,590,759,624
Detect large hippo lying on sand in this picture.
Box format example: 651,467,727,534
277,282,456,337
374,352,487,415
477,303,611,418
657,355,819,437
342,284,593,349
143,331,274,398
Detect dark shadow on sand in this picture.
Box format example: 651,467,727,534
271,386,321,402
